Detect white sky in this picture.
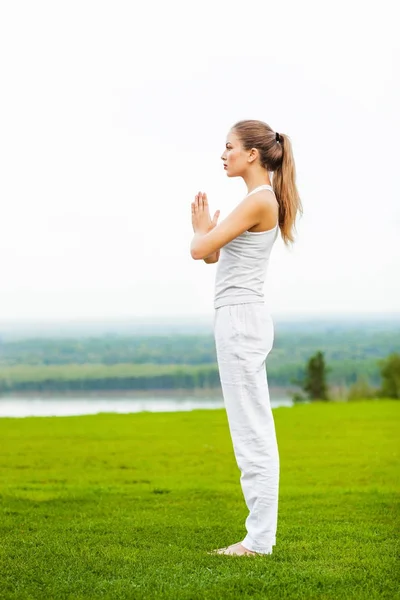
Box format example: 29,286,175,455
0,0,399,320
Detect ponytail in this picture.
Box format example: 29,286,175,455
272,133,303,246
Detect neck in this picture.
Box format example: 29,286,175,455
243,172,272,194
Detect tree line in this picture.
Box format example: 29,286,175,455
0,352,399,399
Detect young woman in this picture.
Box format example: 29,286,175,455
191,119,302,556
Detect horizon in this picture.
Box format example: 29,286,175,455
1,310,400,325
1,311,399,343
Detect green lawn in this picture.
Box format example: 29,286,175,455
0,400,399,599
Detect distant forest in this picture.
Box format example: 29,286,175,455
0,319,399,394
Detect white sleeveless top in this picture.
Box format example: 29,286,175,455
214,184,279,309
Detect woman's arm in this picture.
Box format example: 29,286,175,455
191,193,265,260
203,249,220,264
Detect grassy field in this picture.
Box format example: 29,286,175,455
0,400,399,599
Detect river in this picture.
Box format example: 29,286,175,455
0,389,294,417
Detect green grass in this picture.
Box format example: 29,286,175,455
0,400,399,599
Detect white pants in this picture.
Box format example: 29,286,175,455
213,302,280,554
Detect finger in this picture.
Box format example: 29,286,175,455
203,193,208,207
213,210,220,224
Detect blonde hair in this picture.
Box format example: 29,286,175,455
232,119,303,246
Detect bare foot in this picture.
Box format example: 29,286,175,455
208,542,259,556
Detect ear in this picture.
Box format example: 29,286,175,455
248,147,259,164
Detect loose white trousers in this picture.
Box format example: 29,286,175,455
214,302,280,554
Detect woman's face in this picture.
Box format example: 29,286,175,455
220,130,248,177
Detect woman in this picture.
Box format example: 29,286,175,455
190,119,302,556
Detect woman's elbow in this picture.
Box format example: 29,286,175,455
190,240,204,260
191,248,202,260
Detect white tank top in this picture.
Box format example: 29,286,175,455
214,184,279,309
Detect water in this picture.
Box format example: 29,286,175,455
0,391,294,418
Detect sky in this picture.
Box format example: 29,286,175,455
0,0,399,321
